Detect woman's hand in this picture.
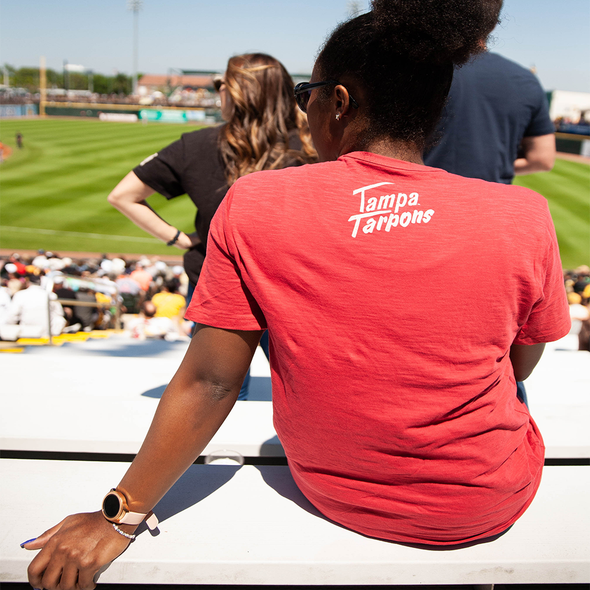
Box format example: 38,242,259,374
24,511,132,590
175,231,201,250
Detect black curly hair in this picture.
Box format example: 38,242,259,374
315,0,503,149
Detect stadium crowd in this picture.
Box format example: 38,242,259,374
1,249,589,350
0,250,192,342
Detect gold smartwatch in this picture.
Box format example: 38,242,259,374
102,488,159,530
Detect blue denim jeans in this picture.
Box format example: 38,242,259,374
516,381,528,407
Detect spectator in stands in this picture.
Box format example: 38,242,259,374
152,280,185,321
24,1,571,586
572,265,590,296
74,287,99,331
52,276,80,329
94,290,115,330
9,253,27,275
4,263,24,296
115,271,143,314
567,292,590,351
127,300,179,341
43,252,67,272
32,249,48,270
151,279,188,338
0,274,65,339
129,260,153,293
172,265,188,297
0,281,11,325
423,1,555,184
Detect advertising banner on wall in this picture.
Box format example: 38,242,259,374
0,104,39,118
139,109,207,123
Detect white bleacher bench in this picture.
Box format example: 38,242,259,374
0,459,588,586
1,350,589,461
1,337,588,586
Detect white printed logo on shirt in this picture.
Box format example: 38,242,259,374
348,182,435,238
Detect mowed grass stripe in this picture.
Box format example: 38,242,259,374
1,118,588,264
0,227,171,255
514,158,590,269
0,119,195,255
0,124,180,187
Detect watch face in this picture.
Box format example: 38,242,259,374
103,492,122,519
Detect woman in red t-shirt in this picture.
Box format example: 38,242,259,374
25,1,570,586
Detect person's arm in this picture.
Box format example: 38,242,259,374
509,342,546,381
107,171,197,250
513,134,556,176
25,324,263,590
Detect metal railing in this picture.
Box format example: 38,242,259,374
43,274,123,345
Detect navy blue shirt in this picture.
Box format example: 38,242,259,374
424,53,554,184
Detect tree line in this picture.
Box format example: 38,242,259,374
2,65,139,95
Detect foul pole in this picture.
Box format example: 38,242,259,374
39,56,47,117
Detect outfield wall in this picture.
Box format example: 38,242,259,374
555,132,590,157
0,104,38,118
42,102,221,123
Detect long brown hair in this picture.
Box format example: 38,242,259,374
218,53,317,186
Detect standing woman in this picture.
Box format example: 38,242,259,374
107,52,316,302
26,1,569,587
108,53,315,397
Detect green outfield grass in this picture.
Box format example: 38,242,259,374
1,118,589,267
514,158,590,269
0,118,195,255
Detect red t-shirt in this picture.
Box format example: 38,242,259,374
187,152,570,545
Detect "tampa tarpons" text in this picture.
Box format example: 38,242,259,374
347,181,435,238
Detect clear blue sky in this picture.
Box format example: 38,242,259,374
1,0,589,92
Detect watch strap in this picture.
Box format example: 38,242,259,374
145,512,159,530
118,509,159,530
118,510,151,526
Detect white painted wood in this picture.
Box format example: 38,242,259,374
0,348,280,457
1,460,588,585
2,347,587,458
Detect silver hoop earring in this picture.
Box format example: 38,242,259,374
335,113,341,121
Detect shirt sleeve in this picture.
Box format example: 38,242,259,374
523,79,555,138
514,205,570,344
133,135,187,199
185,188,267,331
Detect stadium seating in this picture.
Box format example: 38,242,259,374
0,459,588,586
0,334,588,587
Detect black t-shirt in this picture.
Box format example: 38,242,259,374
134,124,304,284
134,125,227,284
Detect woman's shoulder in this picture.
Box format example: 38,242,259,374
180,124,223,147
226,161,340,208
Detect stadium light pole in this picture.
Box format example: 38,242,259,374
128,0,142,96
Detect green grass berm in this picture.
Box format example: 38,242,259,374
0,118,588,268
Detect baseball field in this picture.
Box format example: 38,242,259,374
0,117,588,268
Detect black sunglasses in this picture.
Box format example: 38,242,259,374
294,80,360,113
213,77,225,92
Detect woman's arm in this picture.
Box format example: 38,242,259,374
513,134,556,176
107,171,197,250
26,324,263,590
509,342,546,381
